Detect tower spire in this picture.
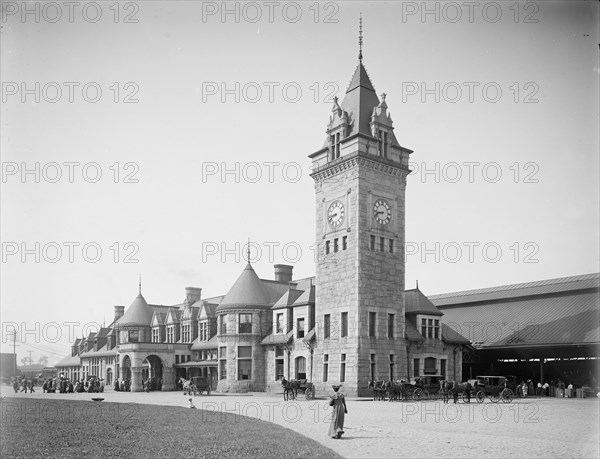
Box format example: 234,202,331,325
138,274,142,295
358,13,363,62
247,238,251,263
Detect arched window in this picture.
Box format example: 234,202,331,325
424,357,436,374
295,356,306,380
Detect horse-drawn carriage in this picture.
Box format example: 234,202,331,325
470,375,513,403
180,376,211,396
281,377,315,400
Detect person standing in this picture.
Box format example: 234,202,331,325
328,385,348,439
464,381,472,403
452,381,459,404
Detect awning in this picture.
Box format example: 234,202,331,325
261,330,293,345
191,335,218,350
174,360,217,368
302,328,316,343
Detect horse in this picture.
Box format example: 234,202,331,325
179,377,197,396
387,380,407,401
441,380,452,403
368,380,388,401
281,377,299,401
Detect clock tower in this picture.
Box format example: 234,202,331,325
309,27,413,396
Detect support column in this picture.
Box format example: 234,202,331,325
131,367,143,392
162,367,175,391
540,358,544,382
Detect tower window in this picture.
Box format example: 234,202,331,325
334,238,339,253
330,132,341,160
369,312,376,337
388,314,394,339
324,314,331,339
341,312,348,337
380,237,384,252
389,239,394,253
342,236,347,250
370,235,375,250
325,240,330,255
378,130,388,158
340,354,346,382
323,354,329,382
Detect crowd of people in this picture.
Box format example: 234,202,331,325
515,378,586,398
113,378,131,392
12,377,35,393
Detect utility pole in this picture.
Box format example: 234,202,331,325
27,350,33,366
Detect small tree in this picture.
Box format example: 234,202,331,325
39,355,49,366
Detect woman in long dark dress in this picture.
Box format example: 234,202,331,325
328,385,348,439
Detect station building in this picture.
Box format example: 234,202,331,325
56,44,472,396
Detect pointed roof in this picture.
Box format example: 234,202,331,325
116,293,154,327
216,263,274,312
340,61,380,138
405,288,444,316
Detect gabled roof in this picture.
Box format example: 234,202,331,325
272,287,304,310
151,312,167,326
429,273,599,306
166,308,181,324
216,263,274,312
55,355,81,367
292,284,315,306
116,293,154,327
433,274,600,349
405,288,443,316
198,301,218,320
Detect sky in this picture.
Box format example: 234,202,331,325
1,1,598,365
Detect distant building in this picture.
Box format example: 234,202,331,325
0,353,17,379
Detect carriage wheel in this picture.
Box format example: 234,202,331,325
412,388,423,401
489,393,500,403
305,386,315,400
502,389,513,403
476,391,485,404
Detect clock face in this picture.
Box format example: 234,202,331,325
373,199,392,225
327,200,345,228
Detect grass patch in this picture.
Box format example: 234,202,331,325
1,397,341,458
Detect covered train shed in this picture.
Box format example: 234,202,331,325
430,273,600,387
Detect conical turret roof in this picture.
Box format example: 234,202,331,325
216,263,273,312
116,293,154,326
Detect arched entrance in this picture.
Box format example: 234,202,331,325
142,355,164,391
106,368,113,386
121,355,132,381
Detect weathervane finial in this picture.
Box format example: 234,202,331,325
247,238,251,263
358,13,363,62
138,274,142,294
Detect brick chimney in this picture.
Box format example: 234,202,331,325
114,305,125,322
185,287,202,304
274,264,293,283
